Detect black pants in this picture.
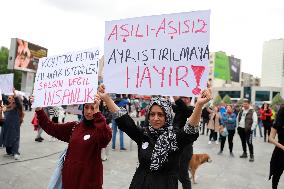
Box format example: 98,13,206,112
209,129,217,141
220,130,235,152
272,168,283,189
237,127,254,155
6,147,12,155
263,120,271,142
201,119,209,134
6,141,20,155
178,144,193,189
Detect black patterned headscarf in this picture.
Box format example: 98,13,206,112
147,97,179,171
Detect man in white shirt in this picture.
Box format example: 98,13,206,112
237,99,257,162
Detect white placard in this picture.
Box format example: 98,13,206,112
0,73,14,94
33,48,100,107
104,10,210,97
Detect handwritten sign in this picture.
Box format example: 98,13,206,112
0,74,14,94
32,48,100,107
104,10,210,97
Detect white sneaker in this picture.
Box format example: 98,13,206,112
101,148,108,161
208,141,212,144
101,155,108,161
14,154,20,160
215,141,219,145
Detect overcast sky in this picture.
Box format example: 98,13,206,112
1,0,283,77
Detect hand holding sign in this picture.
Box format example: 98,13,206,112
93,94,101,113
196,81,212,107
97,84,108,101
97,84,120,113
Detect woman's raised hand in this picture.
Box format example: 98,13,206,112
97,84,109,101
94,94,101,111
196,88,212,107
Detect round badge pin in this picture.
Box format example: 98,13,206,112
84,134,90,140
142,142,149,149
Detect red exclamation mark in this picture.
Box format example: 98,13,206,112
191,65,205,95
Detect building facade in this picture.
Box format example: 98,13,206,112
261,39,284,97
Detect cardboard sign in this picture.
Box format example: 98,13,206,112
0,74,14,94
104,10,210,97
33,48,100,107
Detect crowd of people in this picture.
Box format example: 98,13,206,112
0,85,284,189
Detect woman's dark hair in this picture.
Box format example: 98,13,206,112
261,103,269,109
275,104,284,127
15,97,24,124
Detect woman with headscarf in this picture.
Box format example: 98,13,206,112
98,84,212,189
33,94,112,189
269,104,284,189
1,90,24,160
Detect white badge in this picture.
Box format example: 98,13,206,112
84,134,90,140
142,142,149,149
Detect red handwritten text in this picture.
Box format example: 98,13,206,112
107,18,208,42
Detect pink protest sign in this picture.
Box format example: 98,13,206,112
104,10,210,97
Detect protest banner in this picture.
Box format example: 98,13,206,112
0,73,14,94
32,48,100,107
104,10,210,97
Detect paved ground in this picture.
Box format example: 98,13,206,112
0,110,283,189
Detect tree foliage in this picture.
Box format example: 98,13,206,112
222,95,232,104
213,95,222,106
0,46,22,90
237,98,244,106
271,93,284,111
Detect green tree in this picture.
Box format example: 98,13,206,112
0,46,22,90
213,95,222,106
237,98,244,106
271,93,284,111
222,95,232,105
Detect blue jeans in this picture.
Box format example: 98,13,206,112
112,119,125,149
254,119,263,137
